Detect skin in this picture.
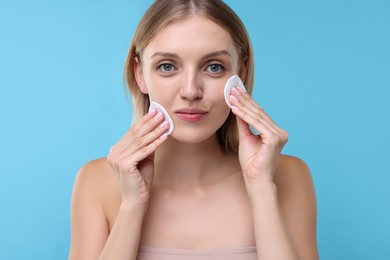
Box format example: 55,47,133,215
69,15,319,260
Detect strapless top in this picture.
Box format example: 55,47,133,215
137,246,257,260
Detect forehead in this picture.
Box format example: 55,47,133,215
143,15,237,59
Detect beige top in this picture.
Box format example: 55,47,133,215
137,246,257,260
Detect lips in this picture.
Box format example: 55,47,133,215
174,108,208,122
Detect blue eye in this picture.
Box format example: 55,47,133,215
207,64,225,73
158,63,175,72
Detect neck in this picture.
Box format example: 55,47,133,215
154,134,234,189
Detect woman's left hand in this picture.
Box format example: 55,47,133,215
229,87,289,185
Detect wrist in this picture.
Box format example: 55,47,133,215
120,199,149,215
245,180,278,204
243,168,275,186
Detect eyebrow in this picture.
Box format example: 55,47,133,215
150,50,231,60
150,52,179,59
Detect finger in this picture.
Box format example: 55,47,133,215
230,88,280,132
231,105,274,140
230,90,285,136
234,87,262,112
231,101,276,138
229,88,289,153
119,111,166,153
111,110,165,153
232,103,288,149
235,116,252,140
234,110,285,150
110,109,157,153
121,131,168,168
119,120,170,158
233,103,288,146
107,123,169,175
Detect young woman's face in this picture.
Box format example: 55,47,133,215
136,15,241,143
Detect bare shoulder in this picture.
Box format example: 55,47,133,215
69,158,119,260
74,158,114,186
273,154,316,214
274,154,319,260
76,157,113,179
274,154,314,192
72,157,120,213
73,158,117,200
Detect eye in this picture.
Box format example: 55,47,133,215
158,63,176,72
206,64,225,73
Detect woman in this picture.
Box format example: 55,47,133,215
69,1,319,259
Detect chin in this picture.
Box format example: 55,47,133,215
169,128,218,144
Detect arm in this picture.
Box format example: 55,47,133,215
247,156,319,260
229,87,318,259
275,156,319,260
69,162,149,260
98,201,147,260
69,161,111,260
247,181,300,260
69,109,169,260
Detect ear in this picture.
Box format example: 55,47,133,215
134,56,148,94
238,57,248,83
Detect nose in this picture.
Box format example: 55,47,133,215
179,71,203,101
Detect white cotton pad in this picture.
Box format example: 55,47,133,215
224,75,247,108
148,101,175,135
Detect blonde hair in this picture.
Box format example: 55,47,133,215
124,0,254,153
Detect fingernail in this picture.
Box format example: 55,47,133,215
237,86,246,93
231,87,240,95
230,95,239,104
159,120,168,128
231,106,239,111
154,111,163,119
159,133,168,140
148,108,156,115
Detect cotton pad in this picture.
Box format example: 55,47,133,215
148,101,175,135
224,75,247,108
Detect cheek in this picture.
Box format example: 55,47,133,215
206,80,228,104
143,72,165,97
140,63,164,96
211,104,231,136
208,85,231,122
145,76,178,107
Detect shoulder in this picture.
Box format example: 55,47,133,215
274,155,319,259
274,154,314,193
274,154,317,225
73,158,114,190
69,158,118,259
75,158,113,183
72,158,119,208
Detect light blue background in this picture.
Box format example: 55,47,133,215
0,0,389,259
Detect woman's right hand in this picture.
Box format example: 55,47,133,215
107,109,169,207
